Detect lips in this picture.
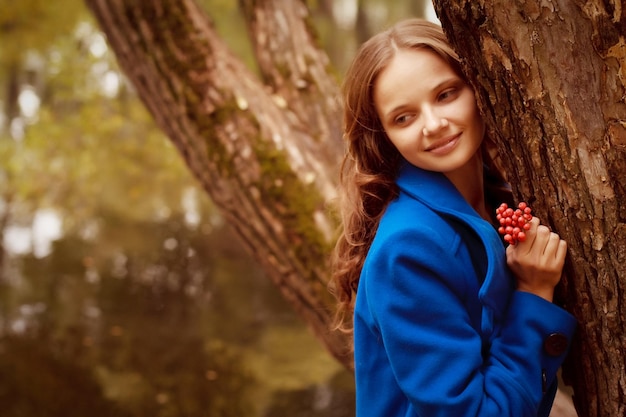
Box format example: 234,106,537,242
425,133,461,154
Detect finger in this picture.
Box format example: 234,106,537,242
543,232,562,256
555,239,568,264
526,216,540,233
517,217,540,249
525,223,551,255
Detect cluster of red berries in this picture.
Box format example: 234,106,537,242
495,202,533,245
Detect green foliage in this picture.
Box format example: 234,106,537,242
1,14,201,231
0,0,84,68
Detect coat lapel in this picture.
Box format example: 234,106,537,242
395,162,514,336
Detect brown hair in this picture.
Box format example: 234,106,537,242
331,19,504,337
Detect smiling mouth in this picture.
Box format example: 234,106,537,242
426,134,460,153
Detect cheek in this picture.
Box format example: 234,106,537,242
387,128,420,154
464,99,485,134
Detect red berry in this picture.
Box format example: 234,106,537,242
495,201,532,245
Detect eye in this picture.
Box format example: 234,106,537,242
393,113,415,126
438,87,459,102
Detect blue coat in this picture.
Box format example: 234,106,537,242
354,162,577,417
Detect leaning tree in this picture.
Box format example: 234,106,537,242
85,1,625,416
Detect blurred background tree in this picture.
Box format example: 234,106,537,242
0,0,432,416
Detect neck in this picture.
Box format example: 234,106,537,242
444,152,490,221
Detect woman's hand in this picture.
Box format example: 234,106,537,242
505,217,567,302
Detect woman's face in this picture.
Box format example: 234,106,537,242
373,48,485,176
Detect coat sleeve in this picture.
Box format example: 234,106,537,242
362,224,576,417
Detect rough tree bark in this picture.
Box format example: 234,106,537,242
85,0,351,367
433,1,626,417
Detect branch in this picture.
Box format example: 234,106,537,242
239,0,343,157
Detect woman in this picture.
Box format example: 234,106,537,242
332,18,576,417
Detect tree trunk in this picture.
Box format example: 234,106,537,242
84,0,351,368
433,1,626,416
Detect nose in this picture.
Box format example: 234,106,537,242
422,107,448,136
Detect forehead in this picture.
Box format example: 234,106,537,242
374,48,458,111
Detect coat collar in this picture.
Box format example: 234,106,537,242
396,161,479,217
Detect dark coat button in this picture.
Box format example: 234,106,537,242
544,333,569,356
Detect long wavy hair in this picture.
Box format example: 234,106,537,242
331,19,506,337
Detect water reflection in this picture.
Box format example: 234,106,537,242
0,212,354,416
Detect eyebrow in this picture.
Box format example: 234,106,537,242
381,77,461,118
